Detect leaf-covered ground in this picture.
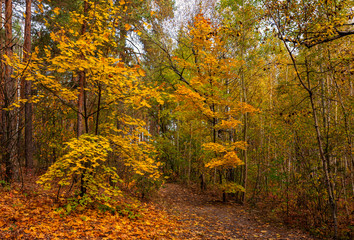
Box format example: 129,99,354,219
0,181,182,239
0,180,316,239
156,183,316,239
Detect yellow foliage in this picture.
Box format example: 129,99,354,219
205,151,244,168
37,134,122,203
171,13,255,174
215,119,242,130
202,142,227,153
125,23,132,31
203,141,246,169
32,0,163,205
219,182,245,193
232,141,248,151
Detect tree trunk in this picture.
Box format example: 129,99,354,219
95,83,101,135
2,0,14,182
305,61,338,238
77,72,85,137
0,0,4,143
78,0,89,197
23,0,33,170
77,1,89,138
188,122,192,184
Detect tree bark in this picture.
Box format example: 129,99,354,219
305,58,338,239
0,0,4,136
78,0,89,197
23,0,33,170
2,0,14,182
238,0,248,204
280,34,338,238
77,1,88,138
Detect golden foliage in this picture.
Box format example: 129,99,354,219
37,134,121,204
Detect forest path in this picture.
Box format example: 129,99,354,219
156,183,315,240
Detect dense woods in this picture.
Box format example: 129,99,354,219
0,0,353,239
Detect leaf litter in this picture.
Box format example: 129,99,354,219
1,180,317,239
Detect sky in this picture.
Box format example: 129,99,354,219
163,0,219,41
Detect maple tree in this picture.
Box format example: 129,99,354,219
219,0,266,203
4,0,163,205
170,13,258,200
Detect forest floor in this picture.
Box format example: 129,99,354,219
0,179,317,239
155,183,316,240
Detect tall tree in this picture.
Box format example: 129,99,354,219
0,0,3,148
217,0,265,203
23,0,33,170
264,0,354,238
15,0,164,202
1,0,15,182
77,0,89,138
171,13,257,199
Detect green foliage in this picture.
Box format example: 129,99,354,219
0,180,11,191
96,202,142,220
154,136,181,175
134,174,163,199
115,204,142,220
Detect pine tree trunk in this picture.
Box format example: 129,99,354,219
0,0,3,143
23,0,33,170
2,0,14,182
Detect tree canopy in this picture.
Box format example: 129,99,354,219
0,0,353,239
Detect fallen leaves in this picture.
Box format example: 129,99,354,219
0,181,316,239
0,183,183,239
157,183,315,240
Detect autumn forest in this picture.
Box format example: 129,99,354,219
0,0,353,239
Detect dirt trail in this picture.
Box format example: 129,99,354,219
156,183,315,240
